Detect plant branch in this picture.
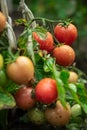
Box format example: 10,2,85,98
0,0,17,50
19,0,37,28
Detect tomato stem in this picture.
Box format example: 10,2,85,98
27,30,36,65
52,64,67,107
0,0,17,51
19,0,37,28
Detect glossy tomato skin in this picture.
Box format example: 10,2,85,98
28,107,46,125
54,23,78,45
53,45,75,66
14,86,36,110
6,56,34,85
45,100,71,126
0,70,7,87
35,78,58,104
33,32,54,53
68,71,78,83
0,12,6,32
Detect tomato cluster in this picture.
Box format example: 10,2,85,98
0,9,87,129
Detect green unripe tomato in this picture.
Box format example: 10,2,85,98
0,70,7,87
28,107,46,125
71,104,82,117
0,54,4,69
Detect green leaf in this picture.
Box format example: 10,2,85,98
69,83,77,93
33,26,47,39
68,84,81,106
76,83,87,113
17,29,30,49
27,34,36,65
15,19,27,26
35,64,50,82
4,80,19,93
81,103,87,114
60,69,69,84
76,83,87,97
0,91,16,110
52,64,66,107
43,57,55,72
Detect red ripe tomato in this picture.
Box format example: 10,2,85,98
14,86,36,110
35,78,58,104
33,32,54,53
53,45,75,66
54,23,78,45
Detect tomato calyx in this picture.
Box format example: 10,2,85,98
5,47,20,64
58,19,72,28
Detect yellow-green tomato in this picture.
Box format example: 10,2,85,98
6,56,34,85
28,107,46,125
68,71,78,83
71,104,82,118
45,100,71,126
0,54,4,69
0,70,7,87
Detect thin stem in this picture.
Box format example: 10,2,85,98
0,0,17,50
28,17,62,27
0,0,8,19
6,22,17,50
27,33,36,65
19,0,37,28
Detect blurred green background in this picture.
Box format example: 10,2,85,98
9,0,87,73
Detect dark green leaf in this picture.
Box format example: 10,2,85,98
17,29,31,49
0,91,16,110
4,80,19,93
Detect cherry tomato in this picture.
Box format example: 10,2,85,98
0,70,7,87
68,71,78,83
14,86,36,110
45,100,71,126
28,107,46,125
35,78,58,104
53,45,75,66
6,56,34,85
0,54,4,69
33,32,54,53
0,12,6,32
54,23,78,45
71,104,82,117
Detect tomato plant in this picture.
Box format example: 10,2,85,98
54,22,78,45
33,31,54,53
53,45,75,66
14,86,36,110
35,78,58,104
0,0,87,130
